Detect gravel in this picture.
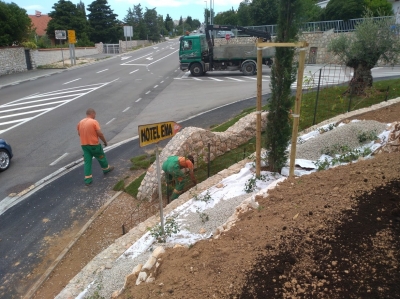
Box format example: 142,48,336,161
296,120,387,161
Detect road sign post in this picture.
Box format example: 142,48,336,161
68,30,77,65
55,30,67,67
138,121,182,237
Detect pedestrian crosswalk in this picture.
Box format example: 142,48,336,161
0,81,114,134
175,72,271,83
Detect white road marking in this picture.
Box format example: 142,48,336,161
146,57,154,60
225,77,244,82
209,77,223,81
106,118,115,125
192,77,202,81
129,69,139,74
135,98,142,102
121,56,131,60
145,91,151,94
123,107,130,112
160,81,164,83
63,78,81,85
50,153,69,166
120,52,153,65
154,85,158,88
182,72,190,79
96,69,108,73
0,80,118,134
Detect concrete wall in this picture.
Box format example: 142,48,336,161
119,40,151,53
0,47,28,76
31,46,100,66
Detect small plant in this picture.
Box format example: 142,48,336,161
314,158,331,171
318,123,337,133
192,190,212,203
357,130,378,143
149,216,180,243
196,207,209,223
257,205,265,212
244,174,266,193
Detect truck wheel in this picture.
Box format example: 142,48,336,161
242,62,256,76
190,63,203,77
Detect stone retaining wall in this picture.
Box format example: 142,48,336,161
119,40,151,53
137,111,268,201
0,47,27,76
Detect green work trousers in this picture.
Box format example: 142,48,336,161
162,156,188,200
81,144,110,184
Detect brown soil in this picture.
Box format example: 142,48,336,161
116,102,400,299
31,102,400,299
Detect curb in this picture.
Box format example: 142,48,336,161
23,190,123,299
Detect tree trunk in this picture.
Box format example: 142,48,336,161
349,63,373,96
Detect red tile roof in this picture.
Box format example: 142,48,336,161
29,13,52,36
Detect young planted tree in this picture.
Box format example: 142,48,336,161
265,0,302,172
328,10,400,95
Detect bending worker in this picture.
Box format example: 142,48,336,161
162,155,197,200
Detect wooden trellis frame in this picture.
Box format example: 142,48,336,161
255,39,309,178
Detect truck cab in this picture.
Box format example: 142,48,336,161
179,35,209,76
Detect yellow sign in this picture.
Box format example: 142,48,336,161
68,30,76,44
138,121,182,147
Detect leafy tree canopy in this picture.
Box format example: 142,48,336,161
324,0,365,21
47,0,88,41
328,10,400,94
144,8,160,41
214,8,238,25
365,0,393,17
87,0,122,43
0,1,32,46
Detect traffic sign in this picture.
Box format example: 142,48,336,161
55,30,66,40
138,121,182,147
68,30,76,44
225,33,231,40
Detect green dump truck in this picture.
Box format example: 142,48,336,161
179,25,275,77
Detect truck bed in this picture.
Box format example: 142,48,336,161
213,44,275,60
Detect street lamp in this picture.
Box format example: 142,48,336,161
204,0,207,25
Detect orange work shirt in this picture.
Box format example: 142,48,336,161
178,157,193,170
77,118,100,145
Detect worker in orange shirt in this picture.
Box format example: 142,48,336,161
162,155,197,200
77,108,114,186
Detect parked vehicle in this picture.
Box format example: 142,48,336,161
0,138,13,171
217,30,235,38
179,24,274,76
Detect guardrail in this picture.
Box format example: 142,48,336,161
244,16,396,35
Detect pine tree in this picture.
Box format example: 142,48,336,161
265,0,302,172
87,0,121,43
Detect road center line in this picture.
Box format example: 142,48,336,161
154,85,158,88
63,78,81,85
49,153,69,166
135,98,142,102
96,69,108,73
106,118,115,125
129,69,139,74
123,107,130,112
145,91,151,94
160,81,164,83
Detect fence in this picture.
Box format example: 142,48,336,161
245,16,396,35
120,140,258,235
103,44,120,54
296,63,392,131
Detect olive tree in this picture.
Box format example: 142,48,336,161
328,11,400,95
